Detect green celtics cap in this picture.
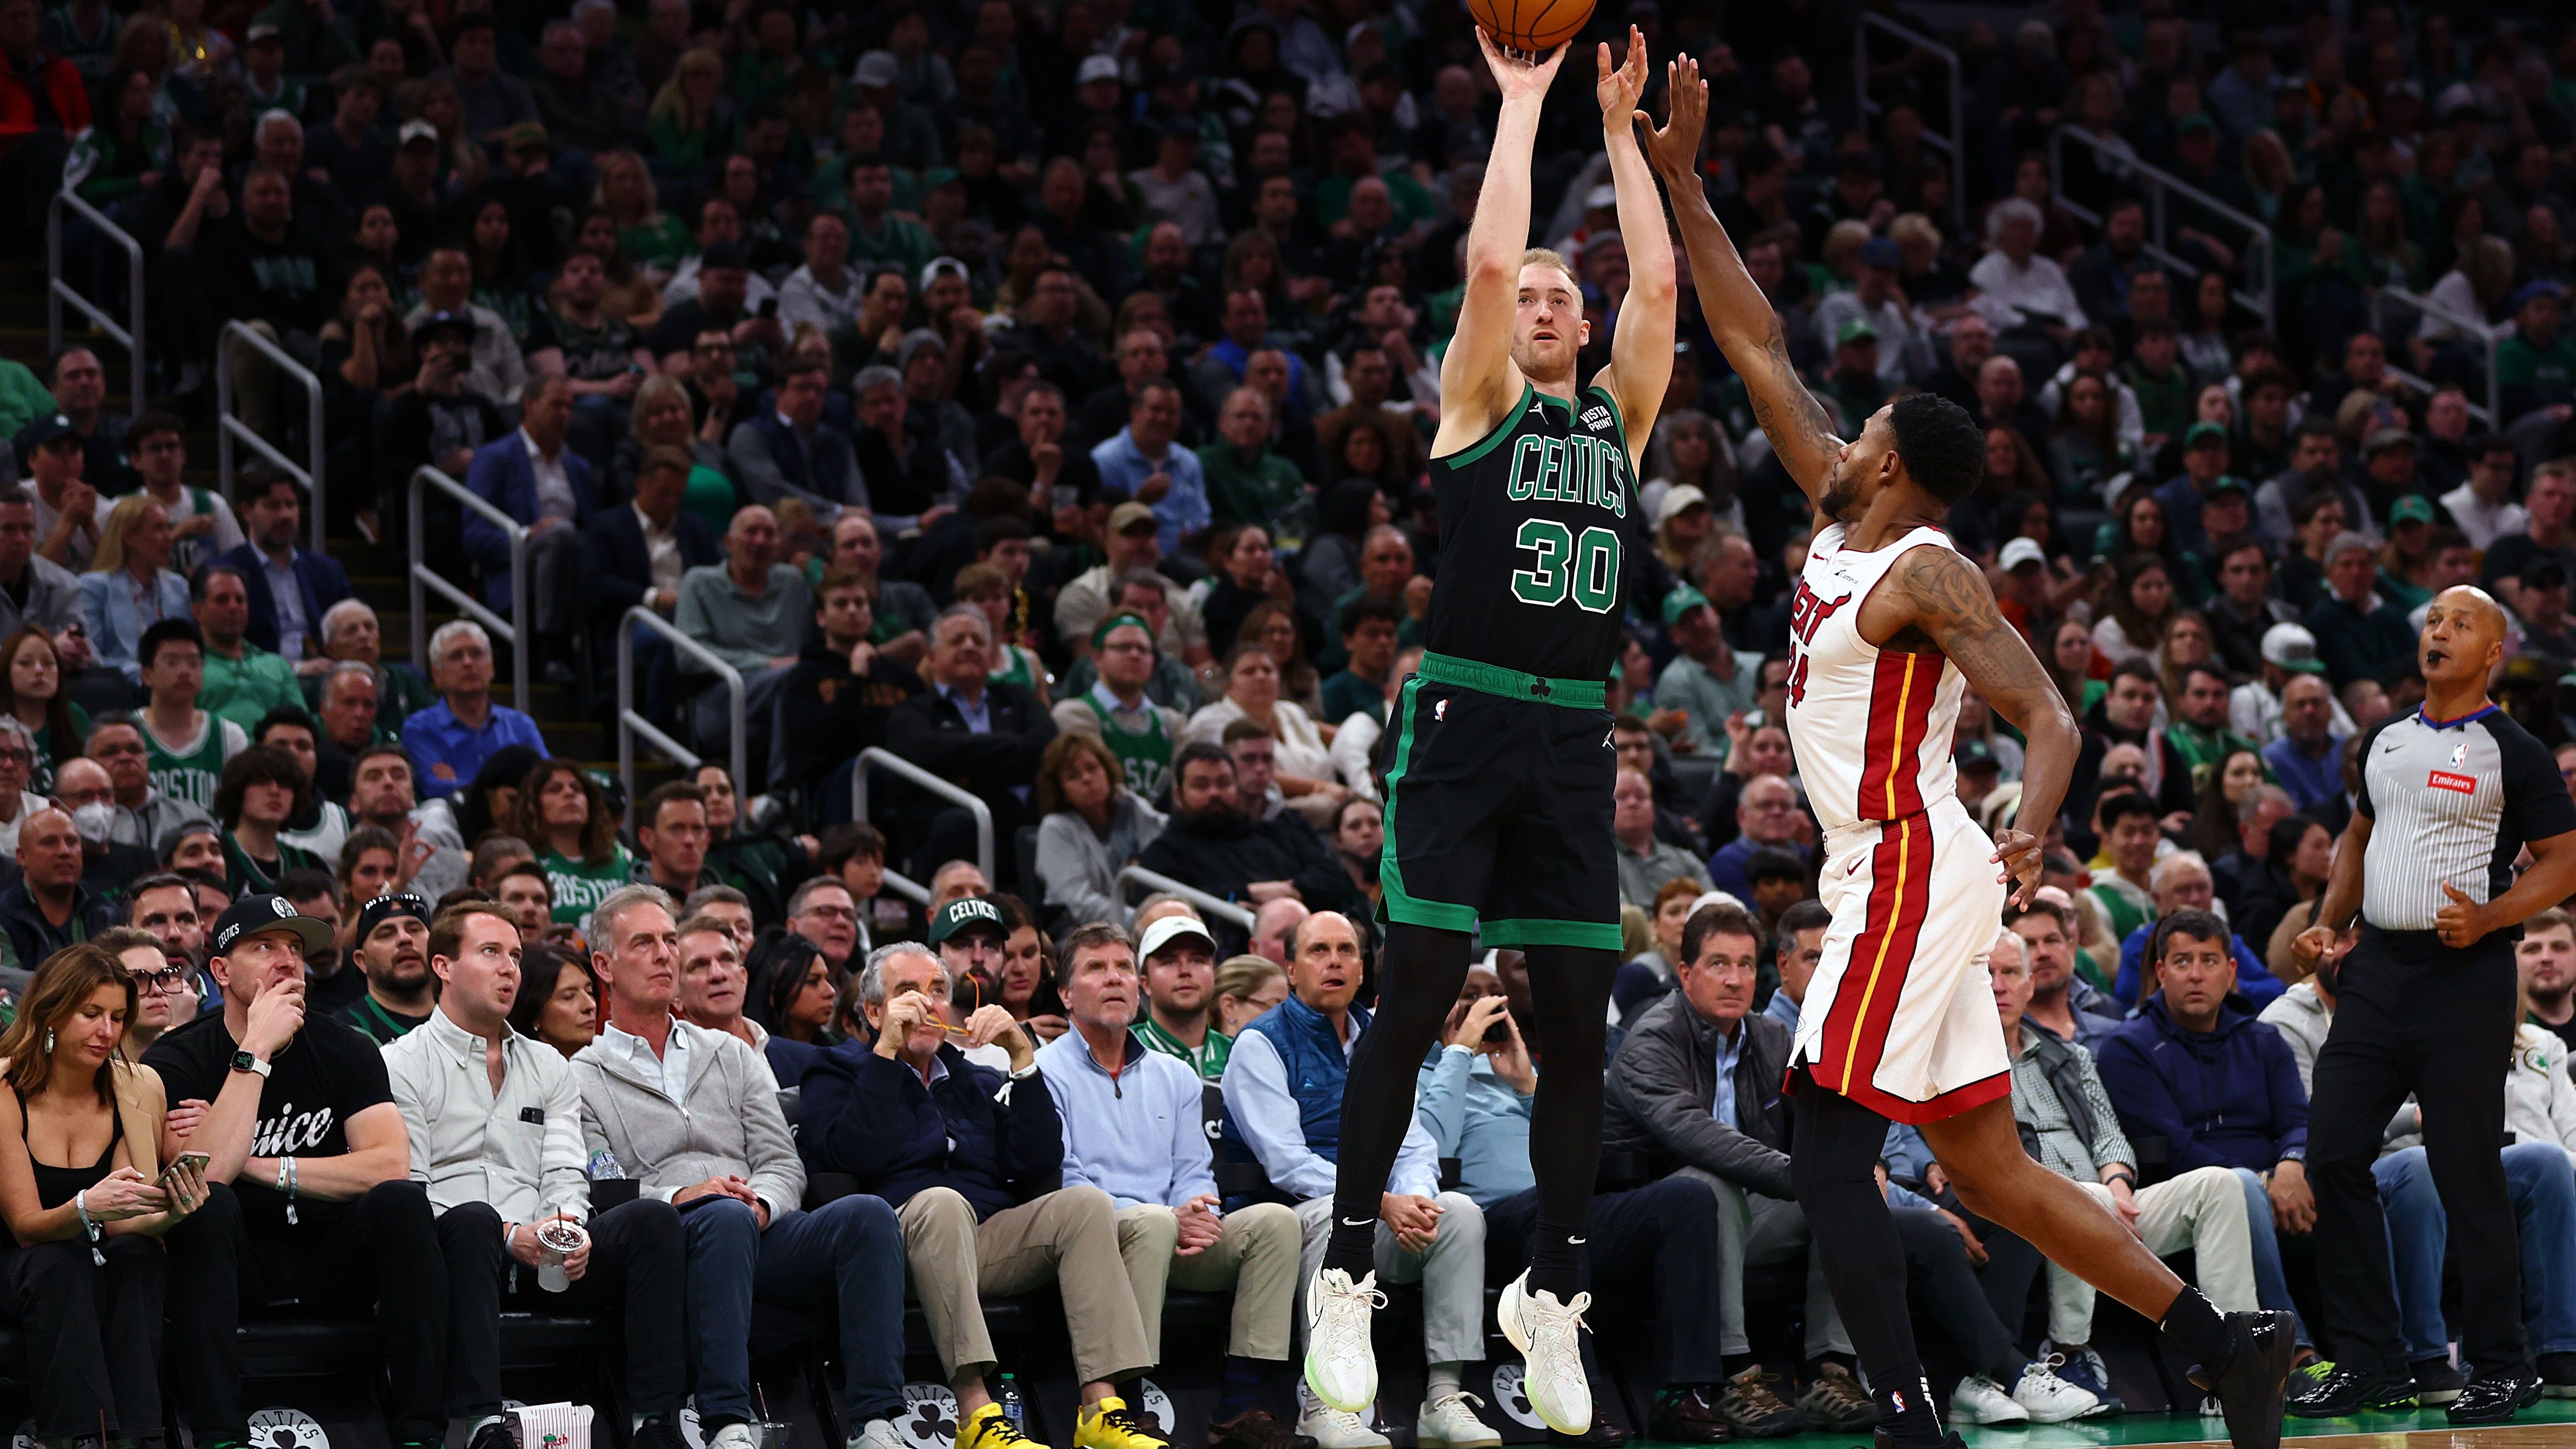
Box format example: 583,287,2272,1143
1662,585,1712,628
928,896,1008,947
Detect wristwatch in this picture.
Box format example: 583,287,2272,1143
230,1049,271,1079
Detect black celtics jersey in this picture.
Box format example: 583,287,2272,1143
1425,382,1637,681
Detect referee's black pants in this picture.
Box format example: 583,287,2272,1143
2309,926,2525,1377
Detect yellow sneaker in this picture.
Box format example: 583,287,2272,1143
1073,1397,1169,1449
957,1403,1051,1449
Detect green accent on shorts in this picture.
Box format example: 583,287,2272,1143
1415,651,1608,710
1376,676,1479,934
1479,916,1627,951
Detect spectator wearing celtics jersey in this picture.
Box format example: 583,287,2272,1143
1034,733,1168,939
1051,612,1185,804
133,619,248,817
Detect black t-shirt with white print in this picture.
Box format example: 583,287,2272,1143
142,1010,394,1250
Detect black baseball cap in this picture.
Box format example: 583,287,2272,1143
354,892,432,945
211,894,336,957
927,896,1008,947
22,413,78,450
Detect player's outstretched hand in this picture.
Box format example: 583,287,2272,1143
1596,24,1649,129
1474,29,1566,101
1641,53,1705,181
1989,825,2043,909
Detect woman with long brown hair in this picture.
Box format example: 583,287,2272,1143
0,629,87,794
0,944,204,1444
510,760,632,927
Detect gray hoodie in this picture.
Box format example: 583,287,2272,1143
571,1017,804,1216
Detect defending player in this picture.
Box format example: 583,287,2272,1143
1295,28,1676,1441
1639,57,2294,1449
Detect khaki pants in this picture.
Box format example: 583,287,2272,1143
2053,1166,2258,1344
1115,1202,1300,1362
1689,1168,1854,1362
899,1186,1155,1386
1293,1192,1488,1366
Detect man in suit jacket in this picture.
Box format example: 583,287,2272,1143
883,605,1056,884
584,445,719,718
224,471,351,665
463,377,594,653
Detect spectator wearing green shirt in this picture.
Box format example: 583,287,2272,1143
2500,282,2576,420
191,564,304,733
1652,586,1763,762
843,158,935,279
2164,663,2260,794
512,758,637,927
1130,913,1231,1082
1199,387,1306,535
0,357,52,441
1317,597,1400,730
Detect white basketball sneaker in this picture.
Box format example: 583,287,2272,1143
1948,1373,2031,1425
2012,1357,2103,1424
1497,1273,1594,1434
1302,1267,1386,1413
1413,1393,1500,1449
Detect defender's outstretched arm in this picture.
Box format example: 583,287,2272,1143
1593,28,1675,459
1433,32,1568,457
1640,56,1843,503
1887,544,2079,904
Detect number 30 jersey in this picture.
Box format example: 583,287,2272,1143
1782,522,1966,833
1424,381,1636,682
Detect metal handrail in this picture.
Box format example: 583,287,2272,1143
850,746,994,901
1854,12,1967,232
2050,126,2276,331
618,605,747,823
1117,865,1259,936
409,466,530,715
46,189,144,422
2371,284,2504,426
216,320,327,553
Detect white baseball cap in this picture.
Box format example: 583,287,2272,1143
1998,537,2048,572
1138,914,1216,961
1653,484,1709,530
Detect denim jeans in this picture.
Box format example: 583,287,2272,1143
683,1193,909,1426
2230,1166,2313,1348
2376,1141,2576,1361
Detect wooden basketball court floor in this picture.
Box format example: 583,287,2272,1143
1628,1399,2576,1446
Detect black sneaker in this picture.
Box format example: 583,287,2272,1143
467,1422,518,1449
2284,1362,2419,1418
2189,1309,2297,1446
2540,1351,2576,1398
2411,1355,2466,1405
2446,1368,2544,1425
633,1417,692,1449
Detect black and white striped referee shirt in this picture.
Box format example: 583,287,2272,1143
2354,704,2576,931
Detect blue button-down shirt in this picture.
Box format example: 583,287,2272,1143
403,697,548,797
1709,1018,1748,1129
77,567,190,682
1089,428,1212,556
935,683,992,733
2261,731,2346,813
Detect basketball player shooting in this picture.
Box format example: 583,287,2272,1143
1640,58,2294,1449
1296,26,1675,1445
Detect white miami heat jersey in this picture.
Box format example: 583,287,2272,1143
1781,523,1968,834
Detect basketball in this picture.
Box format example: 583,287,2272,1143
1468,0,1595,58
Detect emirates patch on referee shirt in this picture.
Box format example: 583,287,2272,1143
2430,769,2477,794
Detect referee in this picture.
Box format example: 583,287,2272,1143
2289,586,2576,1424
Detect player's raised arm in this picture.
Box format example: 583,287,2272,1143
1640,55,1843,504
1433,33,1568,457
1889,544,2079,905
1592,28,1675,461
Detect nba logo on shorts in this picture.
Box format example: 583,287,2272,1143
1436,699,1448,720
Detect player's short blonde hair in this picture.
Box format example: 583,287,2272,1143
1520,247,1579,288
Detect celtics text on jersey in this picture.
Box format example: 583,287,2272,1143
1425,383,1637,683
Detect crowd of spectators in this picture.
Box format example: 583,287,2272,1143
1,0,2575,1441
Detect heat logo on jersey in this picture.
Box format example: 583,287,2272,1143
1783,577,1851,707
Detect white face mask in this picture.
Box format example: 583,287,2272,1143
70,801,114,845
